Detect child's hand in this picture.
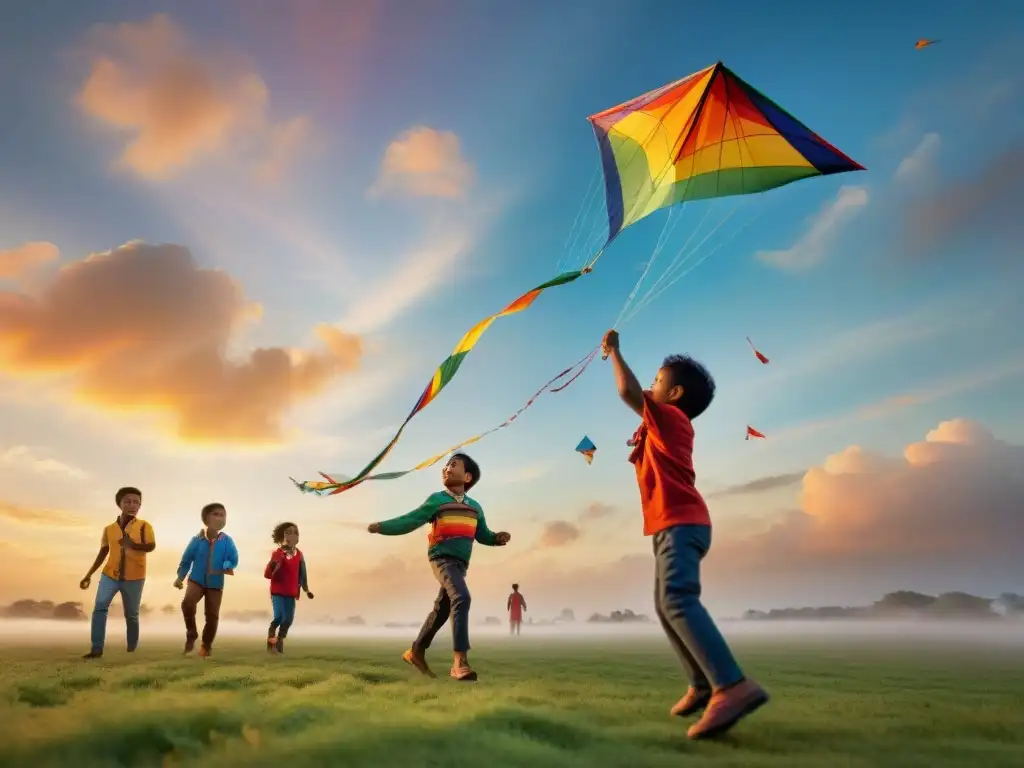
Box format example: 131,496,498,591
79,576,91,590
223,568,235,576
495,531,511,545
306,591,315,600
367,523,381,534
173,578,184,590
602,329,619,355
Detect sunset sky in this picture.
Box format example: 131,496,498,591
1,1,1022,625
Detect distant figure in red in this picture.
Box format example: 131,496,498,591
507,583,526,635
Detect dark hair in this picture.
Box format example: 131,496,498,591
201,503,225,523
512,583,519,590
662,354,716,419
451,452,481,491
115,487,142,506
272,522,298,544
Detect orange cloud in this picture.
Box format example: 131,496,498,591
0,241,362,444
0,501,87,527
369,126,475,199
0,242,59,280
76,14,311,181
536,520,582,549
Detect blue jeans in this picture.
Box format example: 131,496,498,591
90,574,145,653
270,595,297,637
654,524,743,691
413,556,471,653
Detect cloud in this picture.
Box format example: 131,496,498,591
904,142,1024,252
0,501,87,527
0,241,362,444
0,446,89,480
708,472,804,499
772,352,1024,441
0,242,59,281
755,186,869,271
578,501,616,521
894,132,941,183
369,126,475,200
337,219,475,334
76,14,311,182
760,419,1023,566
536,520,582,549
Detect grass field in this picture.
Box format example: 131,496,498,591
1,635,1023,768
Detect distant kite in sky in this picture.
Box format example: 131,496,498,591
746,425,766,441
747,337,769,364
576,436,597,465
915,39,939,49
292,61,863,497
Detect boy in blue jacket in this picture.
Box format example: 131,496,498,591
175,502,239,657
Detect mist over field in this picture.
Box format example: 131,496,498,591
3,617,1022,647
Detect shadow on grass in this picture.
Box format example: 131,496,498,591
15,675,104,708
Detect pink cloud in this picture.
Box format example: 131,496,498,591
369,126,475,199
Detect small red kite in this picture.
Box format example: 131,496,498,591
746,425,766,441
914,39,939,49
746,337,769,364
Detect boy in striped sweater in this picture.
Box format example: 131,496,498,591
368,453,510,681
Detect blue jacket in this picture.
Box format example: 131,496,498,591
177,532,239,589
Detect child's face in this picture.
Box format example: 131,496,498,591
206,507,227,533
283,526,300,548
442,457,471,489
649,367,684,406
119,493,142,517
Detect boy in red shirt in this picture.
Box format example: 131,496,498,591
602,329,768,741
264,522,313,654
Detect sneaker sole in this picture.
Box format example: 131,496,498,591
672,696,711,718
451,671,478,682
689,691,769,740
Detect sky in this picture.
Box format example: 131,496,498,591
1,0,1023,625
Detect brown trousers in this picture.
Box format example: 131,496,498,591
181,580,223,648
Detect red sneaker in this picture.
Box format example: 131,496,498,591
687,678,769,740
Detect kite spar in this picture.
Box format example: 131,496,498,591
292,62,863,496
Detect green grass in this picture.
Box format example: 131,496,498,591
1,636,1022,767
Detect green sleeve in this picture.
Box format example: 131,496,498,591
473,502,500,546
377,494,442,536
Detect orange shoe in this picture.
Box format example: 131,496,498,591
670,686,711,718
687,678,769,740
198,645,211,659
402,648,436,677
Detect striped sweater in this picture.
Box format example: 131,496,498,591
376,490,499,564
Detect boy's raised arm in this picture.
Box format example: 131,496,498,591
369,495,441,536
602,330,643,417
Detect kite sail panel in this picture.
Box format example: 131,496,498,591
575,435,597,465
588,61,865,244
746,425,766,441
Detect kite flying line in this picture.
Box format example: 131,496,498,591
292,61,864,497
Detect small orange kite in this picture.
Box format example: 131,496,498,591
914,39,939,49
746,425,766,441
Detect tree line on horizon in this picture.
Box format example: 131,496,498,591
11,591,1018,625
742,591,1024,621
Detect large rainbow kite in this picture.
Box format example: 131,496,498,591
292,61,864,497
